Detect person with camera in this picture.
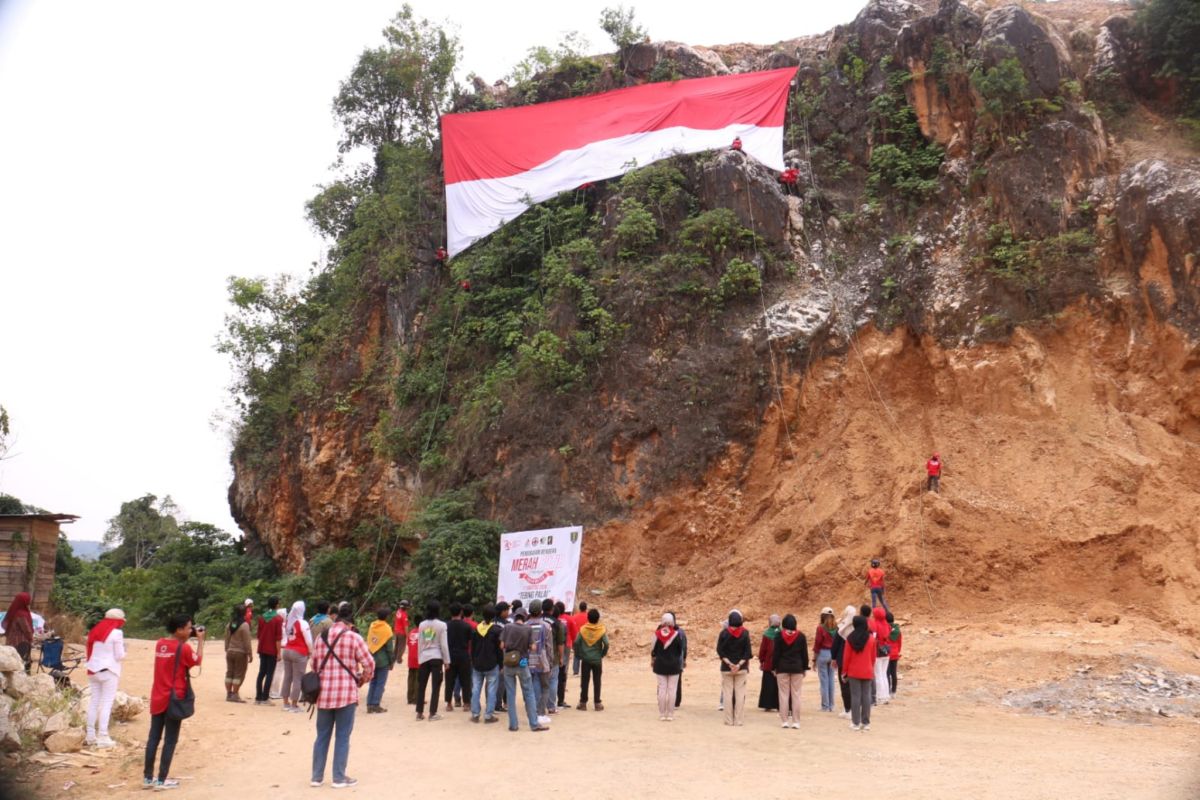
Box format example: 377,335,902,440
144,615,204,791
310,601,373,790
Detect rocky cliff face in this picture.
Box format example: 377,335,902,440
230,0,1200,621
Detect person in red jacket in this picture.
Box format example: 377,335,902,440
870,607,892,705
867,559,889,613
730,136,743,151
926,453,942,492
779,166,800,196
435,247,448,263
841,615,875,731
406,615,422,705
885,611,902,696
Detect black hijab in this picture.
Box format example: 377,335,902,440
847,615,870,652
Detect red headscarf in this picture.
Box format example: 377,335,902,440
87,615,125,660
655,625,678,648
4,592,32,638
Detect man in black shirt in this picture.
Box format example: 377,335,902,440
443,602,473,712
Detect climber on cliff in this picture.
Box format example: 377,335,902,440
779,165,800,196
730,136,743,152
926,453,942,493
435,246,448,263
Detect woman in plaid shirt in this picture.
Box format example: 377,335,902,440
310,602,374,789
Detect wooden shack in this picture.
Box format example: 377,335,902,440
0,513,77,611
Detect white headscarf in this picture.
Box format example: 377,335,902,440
285,600,306,637
837,605,857,639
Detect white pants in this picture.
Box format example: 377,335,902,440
87,670,120,739
656,674,679,719
873,654,891,703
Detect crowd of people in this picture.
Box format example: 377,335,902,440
53,557,903,791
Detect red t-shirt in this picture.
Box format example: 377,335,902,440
570,611,588,635
406,628,420,668
150,638,200,716
564,614,579,649
867,568,885,589
889,630,902,661
257,613,284,656
926,459,941,476
842,635,876,680
393,609,409,636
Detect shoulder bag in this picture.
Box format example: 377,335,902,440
165,642,196,721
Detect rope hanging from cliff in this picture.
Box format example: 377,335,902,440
795,113,937,614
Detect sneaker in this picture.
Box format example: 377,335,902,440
84,736,96,747
781,721,789,728
849,723,861,731
484,716,499,724
531,726,550,732
471,714,480,723
332,778,358,789
576,702,587,711
416,713,425,720
862,724,871,732
594,702,604,711
509,726,519,732
791,721,801,729
537,715,551,726
142,778,155,790
660,715,667,721
310,781,323,788
838,711,850,719
558,701,570,708
428,714,443,721
154,779,180,791
96,736,117,749
269,694,282,700
718,705,724,711
376,706,388,713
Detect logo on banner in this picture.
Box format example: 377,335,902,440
519,570,555,585
570,530,579,543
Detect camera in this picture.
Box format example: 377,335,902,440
190,625,206,637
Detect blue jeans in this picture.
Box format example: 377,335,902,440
366,666,390,707
471,667,499,718
547,666,560,709
503,666,539,729
816,650,836,710
311,704,356,784
870,588,890,612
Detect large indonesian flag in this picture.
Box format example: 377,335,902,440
441,67,795,256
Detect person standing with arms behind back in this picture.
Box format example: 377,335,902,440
651,613,683,721
416,601,449,721
310,602,374,789
85,608,126,748
144,615,204,791
500,607,546,732
773,614,809,729
842,615,876,731
716,610,752,726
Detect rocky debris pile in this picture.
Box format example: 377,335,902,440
1001,663,1200,722
0,644,145,757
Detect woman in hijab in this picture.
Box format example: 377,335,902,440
756,614,781,712
832,605,856,718
813,607,837,712
716,610,752,726
280,600,313,713
842,615,876,731
650,613,683,721
666,611,686,709
3,592,34,672
85,608,126,747
223,603,253,702
773,614,809,728
871,606,892,705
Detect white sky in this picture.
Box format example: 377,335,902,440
0,0,865,542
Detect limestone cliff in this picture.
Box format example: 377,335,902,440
229,0,1200,621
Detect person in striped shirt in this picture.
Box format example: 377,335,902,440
310,602,374,790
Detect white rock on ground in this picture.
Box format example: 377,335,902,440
44,728,84,754
41,711,68,738
110,691,146,722
0,646,25,672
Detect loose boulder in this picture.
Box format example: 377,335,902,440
110,692,146,722
44,728,85,754
0,646,24,673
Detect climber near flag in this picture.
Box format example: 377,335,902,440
779,165,800,196
926,453,942,493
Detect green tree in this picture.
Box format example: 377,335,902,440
332,4,460,153
100,494,182,570
55,533,82,576
599,5,647,51
0,493,22,514
403,490,503,608
0,404,9,460
1138,0,1200,114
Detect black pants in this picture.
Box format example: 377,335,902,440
255,654,278,701
444,660,471,705
887,660,898,694
838,667,852,712
417,659,443,715
557,664,568,705
144,713,181,781
675,671,683,707
927,475,939,492
15,642,31,673
579,661,602,703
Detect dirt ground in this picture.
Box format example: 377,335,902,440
13,621,1200,800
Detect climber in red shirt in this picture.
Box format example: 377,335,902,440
435,247,448,263
779,166,800,196
730,136,743,152
926,453,942,493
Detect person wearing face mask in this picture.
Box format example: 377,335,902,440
716,610,752,726
651,613,683,721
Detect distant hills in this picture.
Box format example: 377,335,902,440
69,540,105,561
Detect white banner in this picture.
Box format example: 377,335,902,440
496,526,583,609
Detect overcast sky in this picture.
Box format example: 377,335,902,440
0,0,865,542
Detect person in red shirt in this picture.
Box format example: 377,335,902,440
570,602,589,676
559,601,577,707
926,453,942,492
841,615,875,731
779,166,800,195
870,607,892,705
392,601,409,639
435,247,448,263
243,598,254,627
255,597,284,705
867,559,889,613
730,136,743,151
885,611,902,696
406,615,422,706
144,614,204,790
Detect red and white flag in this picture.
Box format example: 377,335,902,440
442,67,795,256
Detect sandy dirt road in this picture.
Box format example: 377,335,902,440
16,636,1199,800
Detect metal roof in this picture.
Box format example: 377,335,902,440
0,514,79,523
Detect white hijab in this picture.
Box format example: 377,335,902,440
837,605,857,639
285,600,306,637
